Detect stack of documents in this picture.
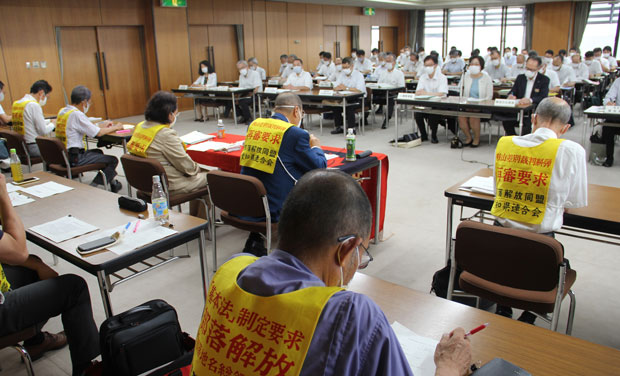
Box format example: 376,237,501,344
18,181,73,198
9,192,35,207
187,140,244,153
391,322,438,376
180,131,215,145
83,220,178,255
459,176,495,196
30,216,98,243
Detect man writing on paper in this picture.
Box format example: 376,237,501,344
191,169,473,376
12,80,55,157
57,86,123,192
492,97,587,323
240,93,326,256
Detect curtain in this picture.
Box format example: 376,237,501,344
525,4,534,50
235,24,245,61
572,2,591,51
352,26,360,50
407,10,425,50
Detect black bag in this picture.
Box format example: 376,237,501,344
431,260,494,309
100,299,185,376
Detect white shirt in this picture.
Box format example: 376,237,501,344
59,105,100,149
504,55,517,67
606,55,618,68
253,66,266,80
17,94,54,143
328,67,342,82
597,57,610,70
405,60,422,75
603,77,620,103
284,70,313,89
0,104,4,116
334,70,367,97
397,54,409,67
192,73,217,87
239,69,263,91
373,65,387,79
378,69,405,87
281,64,295,79
416,69,448,94
484,61,509,80
278,63,288,76
524,73,536,99
508,65,526,79
571,62,590,81
318,61,335,77
544,69,560,89
585,60,603,75
494,127,588,233
354,58,373,73
554,65,576,85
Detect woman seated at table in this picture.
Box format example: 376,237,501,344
191,60,217,122
127,91,209,218
457,55,493,147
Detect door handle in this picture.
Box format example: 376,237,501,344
101,52,110,90
95,52,104,91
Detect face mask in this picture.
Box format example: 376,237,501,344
424,66,435,75
358,57,364,62
0,92,4,102
201,67,208,74
84,102,90,114
385,63,393,70
379,61,385,67
288,63,294,68
240,68,248,76
251,66,257,70
545,58,553,65
515,63,524,68
571,63,580,68
505,52,512,58
552,65,561,71
343,68,352,76
406,51,411,56
450,58,457,63
293,66,303,74
492,59,500,67
570,52,575,57
604,53,610,58
468,65,480,74
351,53,357,59
39,96,47,106
585,60,593,66
525,70,536,79
336,65,342,72
169,113,177,128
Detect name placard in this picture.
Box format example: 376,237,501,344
397,92,416,100
268,79,280,85
319,90,334,96
178,85,188,90
494,99,517,107
264,87,278,94
318,81,332,87
603,106,620,113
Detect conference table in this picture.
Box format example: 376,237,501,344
349,273,620,375
185,133,388,244
13,172,210,318
172,87,256,126
365,83,406,128
583,106,620,150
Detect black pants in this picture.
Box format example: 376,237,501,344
332,104,361,129
224,97,254,121
1,265,99,375
70,149,118,186
603,125,620,160
502,113,532,136
373,94,395,119
414,113,457,139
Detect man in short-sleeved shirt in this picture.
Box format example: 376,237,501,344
330,57,367,134
375,53,405,129
414,55,453,143
283,58,313,91
13,80,55,157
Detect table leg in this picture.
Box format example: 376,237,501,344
386,90,389,127
258,94,263,119
122,138,132,196
252,94,256,120
232,93,238,126
97,270,114,318
371,91,376,125
211,205,218,273
198,228,209,300
394,101,399,143
445,197,455,301
342,97,347,137
362,95,365,135
374,159,382,244
518,109,524,136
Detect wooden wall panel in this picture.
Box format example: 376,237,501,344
101,0,147,25
342,6,360,26
359,13,372,52
306,3,324,71
323,5,342,26
287,2,307,63
251,1,269,74
265,1,288,77
187,0,214,24
0,41,13,106
52,0,102,26
373,8,387,27
532,2,573,53
243,0,255,60
212,0,243,25
385,9,401,27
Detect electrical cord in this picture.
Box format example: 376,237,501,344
459,145,493,168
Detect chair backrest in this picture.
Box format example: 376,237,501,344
36,136,68,166
120,154,168,194
0,129,28,159
207,170,268,218
455,221,564,292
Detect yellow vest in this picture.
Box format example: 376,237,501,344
491,136,564,225
127,121,168,157
55,108,77,147
0,264,9,293
191,256,343,376
11,99,37,136
240,118,293,174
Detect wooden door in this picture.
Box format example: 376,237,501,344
337,26,352,58
379,27,397,54
208,25,239,82
96,26,148,119
323,26,337,58
189,26,210,83
57,27,107,119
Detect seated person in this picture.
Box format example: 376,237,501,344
278,54,289,76
370,48,380,64
503,47,516,67
405,52,423,78
593,47,611,73
373,52,388,78
492,97,587,323
603,46,618,69
12,80,55,157
540,62,560,92
353,49,373,74
502,56,549,135
457,56,493,147
0,81,11,125
317,52,335,78
240,93,326,255
483,48,509,80
505,54,526,81
584,51,603,77
328,57,342,82
281,54,297,79
414,54,451,143
191,60,218,122
442,50,466,76
191,169,472,376
57,86,123,192
551,56,576,89
127,91,209,219
542,49,554,67
375,53,405,129
601,78,620,167
249,57,267,80
283,58,313,91
0,173,100,374
224,60,263,125
330,57,367,135
315,51,325,72
570,54,589,81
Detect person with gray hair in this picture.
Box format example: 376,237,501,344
491,96,587,324
375,53,405,128
281,54,298,79
223,60,263,124
248,57,266,80
56,85,123,192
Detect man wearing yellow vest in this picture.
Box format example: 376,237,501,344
191,170,472,376
12,80,55,157
0,173,100,374
492,97,587,323
57,86,123,192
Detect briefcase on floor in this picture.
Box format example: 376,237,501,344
100,299,185,376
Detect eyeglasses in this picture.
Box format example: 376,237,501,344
337,235,373,270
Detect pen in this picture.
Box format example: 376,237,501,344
121,221,132,235
464,323,489,338
133,220,141,233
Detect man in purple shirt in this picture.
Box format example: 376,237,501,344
192,170,471,375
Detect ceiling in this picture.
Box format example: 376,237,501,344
271,0,577,10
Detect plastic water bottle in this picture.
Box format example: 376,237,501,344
346,129,356,161
217,119,225,139
9,148,23,183
151,176,169,224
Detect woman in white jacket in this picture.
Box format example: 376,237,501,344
191,60,217,122
458,56,493,147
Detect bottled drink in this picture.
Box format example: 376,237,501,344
151,175,169,224
346,128,356,162
217,119,225,139
9,148,23,183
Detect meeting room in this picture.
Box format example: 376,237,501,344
0,0,619,375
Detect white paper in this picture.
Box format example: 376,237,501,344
325,153,339,161
30,216,98,243
122,124,135,130
459,176,495,196
110,226,177,255
187,141,235,152
180,131,215,145
337,90,356,95
276,89,291,94
5,183,19,193
391,322,438,376
229,87,248,92
9,192,35,207
18,181,74,198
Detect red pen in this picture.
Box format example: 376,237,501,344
464,323,489,338
133,220,141,233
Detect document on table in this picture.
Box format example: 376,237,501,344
459,176,495,196
391,322,438,376
187,140,244,152
18,181,74,198
83,220,178,255
9,192,35,207
30,216,98,243
5,183,20,193
180,131,215,145
325,153,339,161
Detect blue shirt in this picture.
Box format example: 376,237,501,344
236,250,413,376
470,77,481,99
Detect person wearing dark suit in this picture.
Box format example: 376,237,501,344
240,93,327,255
502,56,550,135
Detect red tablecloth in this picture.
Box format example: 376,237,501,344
187,134,389,239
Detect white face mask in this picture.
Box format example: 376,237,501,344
358,57,364,63
450,58,457,63
571,63,580,68
83,102,90,114
385,63,393,70
424,66,435,75
505,52,512,58
491,59,500,67
39,96,47,106
544,57,553,65
552,65,561,71
240,68,248,76
343,68,352,76
336,65,342,72
169,113,177,128
251,66,257,70
201,67,208,74
569,52,575,57
468,65,480,75
351,53,357,59
288,63,294,68
515,63,525,68
585,60,593,66
0,92,4,102
525,70,536,79
379,61,385,67
603,53,610,58
293,66,302,74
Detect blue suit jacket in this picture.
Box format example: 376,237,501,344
241,113,327,222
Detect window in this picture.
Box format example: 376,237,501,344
447,9,474,55
580,2,620,54
504,7,526,52
424,10,444,55
371,26,380,51
473,8,503,52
